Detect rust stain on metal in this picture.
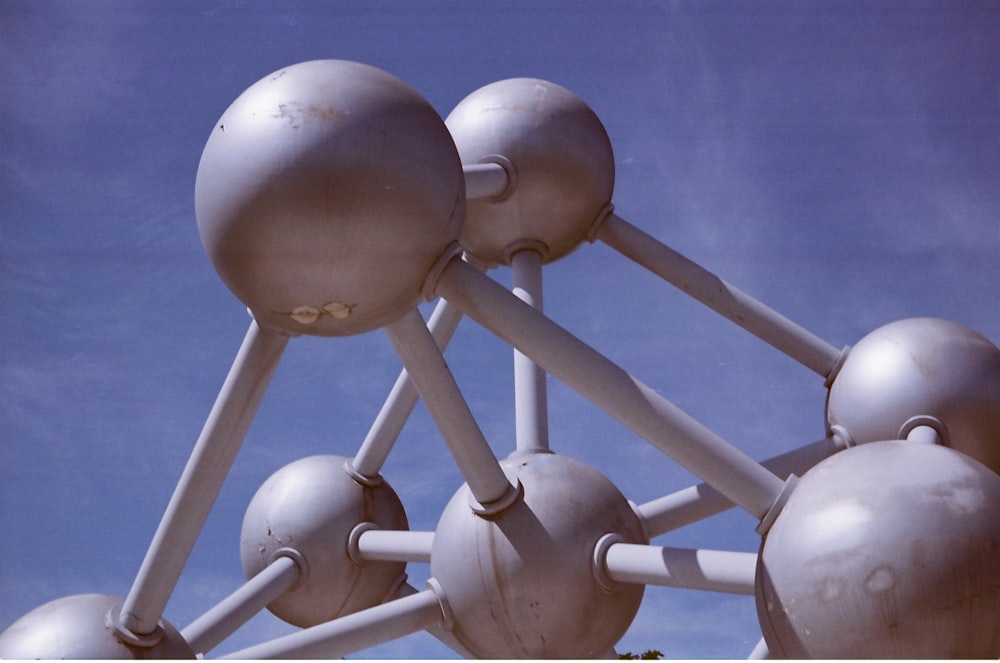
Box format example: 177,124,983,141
322,301,353,319
273,102,349,129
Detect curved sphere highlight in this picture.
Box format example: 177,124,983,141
827,317,1000,474
196,60,464,336
756,441,1000,658
240,455,408,627
0,594,193,659
446,78,614,266
431,452,645,658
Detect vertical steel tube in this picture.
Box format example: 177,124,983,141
180,555,300,655
349,299,465,480
220,588,443,659
434,258,785,519
385,308,516,511
637,435,847,536
596,213,844,379
116,321,288,637
511,247,550,454
602,542,757,595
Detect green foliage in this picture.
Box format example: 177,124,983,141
619,649,664,659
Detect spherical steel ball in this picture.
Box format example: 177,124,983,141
756,440,1000,658
195,60,465,336
430,452,645,658
0,594,193,659
445,78,614,266
827,317,1000,474
240,455,408,627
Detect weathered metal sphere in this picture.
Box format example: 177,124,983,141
0,593,193,659
756,440,1000,658
445,78,614,266
827,317,1000,474
430,452,645,658
240,455,408,627
195,59,465,336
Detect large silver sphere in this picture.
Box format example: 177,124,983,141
445,78,614,266
0,593,193,659
195,60,465,336
240,455,408,627
430,452,645,658
827,317,1000,474
756,440,1000,658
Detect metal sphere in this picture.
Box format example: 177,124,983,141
445,78,614,266
195,59,465,337
827,317,1000,474
240,455,408,627
430,452,645,658
756,440,1000,658
0,593,193,659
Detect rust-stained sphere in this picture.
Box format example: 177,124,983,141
445,78,614,266
430,452,645,658
756,440,1000,658
195,60,464,336
240,455,408,628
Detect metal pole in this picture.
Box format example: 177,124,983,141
511,247,550,454
385,307,518,513
637,435,847,537
602,542,757,595
354,529,434,564
748,637,772,659
180,555,300,655
463,162,510,200
220,588,443,659
595,213,845,380
433,258,785,519
905,424,942,445
393,582,474,659
115,321,288,638
348,299,465,481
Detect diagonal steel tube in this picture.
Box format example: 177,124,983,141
748,637,772,659
393,582,475,659
115,320,288,637
220,588,444,659
595,213,844,380
385,308,518,512
180,555,300,655
349,298,465,481
433,258,785,519
638,435,847,536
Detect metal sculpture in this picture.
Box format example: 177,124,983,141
1,59,998,659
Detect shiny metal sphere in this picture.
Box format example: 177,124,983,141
756,440,1000,658
0,593,193,659
445,78,614,266
195,60,465,336
240,455,408,627
827,317,1000,474
430,452,645,658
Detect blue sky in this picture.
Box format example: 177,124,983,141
2,0,999,658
